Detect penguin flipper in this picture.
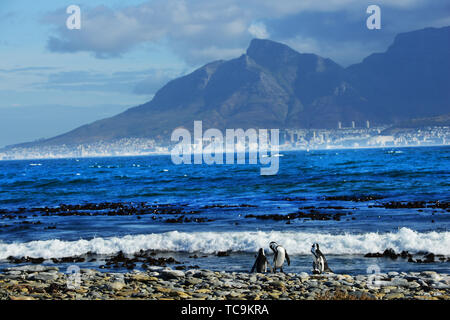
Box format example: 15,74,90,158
266,258,273,273
285,251,291,266
323,258,333,273
250,259,257,273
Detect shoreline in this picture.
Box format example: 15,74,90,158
1,266,448,300
1,143,448,162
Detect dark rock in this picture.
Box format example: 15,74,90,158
217,251,230,257
383,248,398,260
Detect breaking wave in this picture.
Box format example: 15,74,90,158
1,227,449,259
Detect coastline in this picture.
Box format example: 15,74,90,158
1,266,448,300
0,143,448,162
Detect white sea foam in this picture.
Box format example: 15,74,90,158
0,228,449,259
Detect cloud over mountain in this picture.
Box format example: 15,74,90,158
42,0,449,65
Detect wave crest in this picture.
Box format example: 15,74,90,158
1,228,449,259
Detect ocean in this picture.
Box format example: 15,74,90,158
0,146,449,275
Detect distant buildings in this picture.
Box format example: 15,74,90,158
281,126,449,150
337,120,370,129
0,126,449,160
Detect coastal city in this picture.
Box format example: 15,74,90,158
1,123,449,160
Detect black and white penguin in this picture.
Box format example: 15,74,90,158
251,248,273,273
311,243,333,274
269,241,290,272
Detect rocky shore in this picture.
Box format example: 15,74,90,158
0,265,448,300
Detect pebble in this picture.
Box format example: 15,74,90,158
0,267,448,300
161,269,185,279
107,281,125,291
29,272,58,282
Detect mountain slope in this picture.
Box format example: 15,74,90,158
346,26,450,121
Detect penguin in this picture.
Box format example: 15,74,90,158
311,243,333,274
269,241,290,272
251,248,273,273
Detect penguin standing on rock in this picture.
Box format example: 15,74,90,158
269,241,290,272
311,243,333,274
251,248,272,273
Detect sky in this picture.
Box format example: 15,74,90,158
0,0,449,146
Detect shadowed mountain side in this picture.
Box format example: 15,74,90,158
346,26,450,121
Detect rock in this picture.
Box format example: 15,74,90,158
29,272,58,281
185,277,202,285
161,269,185,279
155,286,174,293
107,281,125,291
195,270,216,278
227,291,242,298
10,295,37,300
385,292,404,299
407,281,421,289
391,278,410,287
299,272,309,279
216,251,230,257
269,281,286,290
196,288,212,294
130,274,154,282
89,291,103,299
421,271,438,277
414,295,439,300
431,282,449,289
81,269,97,276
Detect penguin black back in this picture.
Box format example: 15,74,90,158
251,248,272,273
311,243,333,274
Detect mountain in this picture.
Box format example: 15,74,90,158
9,26,450,148
346,26,450,121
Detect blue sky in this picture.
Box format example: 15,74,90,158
0,0,449,146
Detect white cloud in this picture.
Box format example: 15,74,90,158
43,1,254,62
42,0,442,65
248,22,269,39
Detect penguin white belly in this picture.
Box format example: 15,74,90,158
318,256,325,272
275,247,286,267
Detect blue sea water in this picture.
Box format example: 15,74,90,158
0,146,449,274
